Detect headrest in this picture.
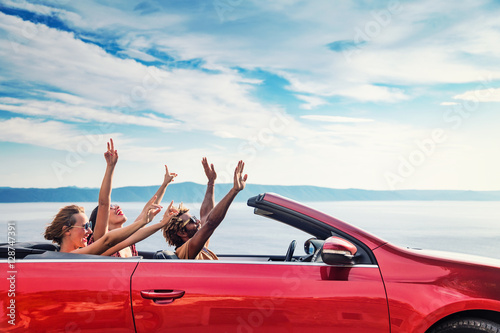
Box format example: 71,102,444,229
153,250,179,260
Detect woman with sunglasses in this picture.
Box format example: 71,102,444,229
44,139,178,254
87,162,177,257
43,196,171,254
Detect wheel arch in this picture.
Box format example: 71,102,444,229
425,310,500,332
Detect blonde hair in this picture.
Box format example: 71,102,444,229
162,203,190,247
44,205,85,245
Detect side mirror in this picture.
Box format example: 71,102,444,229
321,236,357,265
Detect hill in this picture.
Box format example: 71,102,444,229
1,183,499,203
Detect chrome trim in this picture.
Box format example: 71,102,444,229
141,259,379,268
1,258,378,267
0,259,139,263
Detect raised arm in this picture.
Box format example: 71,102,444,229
200,157,217,225
101,201,178,256
153,164,177,205
75,196,162,255
133,164,176,225
93,139,118,241
187,160,247,259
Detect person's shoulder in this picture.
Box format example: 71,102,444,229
200,246,218,260
175,241,189,259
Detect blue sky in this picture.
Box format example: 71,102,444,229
0,0,499,190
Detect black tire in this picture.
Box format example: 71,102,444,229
430,318,500,333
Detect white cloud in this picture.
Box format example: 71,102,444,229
0,12,288,141
295,95,328,110
0,117,110,151
44,92,91,105
337,84,410,103
116,48,160,63
301,115,374,123
6,0,500,106
8,0,500,105
0,97,178,129
0,117,174,164
136,0,500,102
1,0,73,17
1,2,499,190
453,88,500,102
2,0,185,31
314,122,424,150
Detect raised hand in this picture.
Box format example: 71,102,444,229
136,195,161,224
104,138,118,167
163,164,178,184
233,160,247,192
145,203,163,223
160,201,179,226
202,157,217,184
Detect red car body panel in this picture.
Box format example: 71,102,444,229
374,243,500,333
1,260,139,332
131,261,390,333
258,193,500,332
1,192,499,332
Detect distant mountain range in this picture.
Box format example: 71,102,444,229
1,183,500,203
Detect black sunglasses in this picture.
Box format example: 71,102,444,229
182,216,198,227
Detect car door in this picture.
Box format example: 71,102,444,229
0,255,139,332
131,259,389,333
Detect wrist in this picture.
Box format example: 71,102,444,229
207,181,215,186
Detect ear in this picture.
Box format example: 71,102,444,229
62,225,71,235
177,229,187,238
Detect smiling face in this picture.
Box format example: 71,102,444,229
108,204,127,228
65,212,92,250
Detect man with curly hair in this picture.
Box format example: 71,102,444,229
162,159,247,260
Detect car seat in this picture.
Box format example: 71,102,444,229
153,250,179,259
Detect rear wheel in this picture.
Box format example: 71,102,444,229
430,318,500,333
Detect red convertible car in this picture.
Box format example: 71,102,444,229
1,193,500,332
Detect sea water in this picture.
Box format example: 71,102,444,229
1,201,499,259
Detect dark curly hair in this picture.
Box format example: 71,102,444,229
162,204,190,247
